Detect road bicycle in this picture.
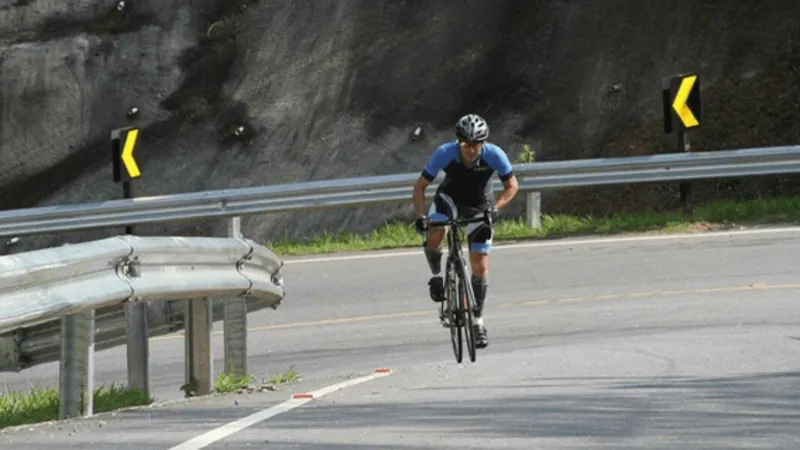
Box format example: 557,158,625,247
427,211,493,363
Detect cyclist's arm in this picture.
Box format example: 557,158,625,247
413,144,451,216
413,176,431,217
495,175,519,210
484,145,519,210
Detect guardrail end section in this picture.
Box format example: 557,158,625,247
234,239,286,299
112,237,137,303
233,239,256,297
237,238,256,268
242,241,284,279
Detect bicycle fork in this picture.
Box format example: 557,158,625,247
439,255,465,328
439,259,453,328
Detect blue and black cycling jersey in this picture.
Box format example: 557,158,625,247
420,141,514,208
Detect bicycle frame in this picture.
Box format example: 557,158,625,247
427,214,491,363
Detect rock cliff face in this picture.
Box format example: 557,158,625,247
2,1,800,248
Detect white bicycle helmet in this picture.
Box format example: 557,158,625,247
455,114,489,143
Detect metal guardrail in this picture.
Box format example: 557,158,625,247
0,235,285,333
0,234,285,419
1,145,800,238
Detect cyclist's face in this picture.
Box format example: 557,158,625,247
459,141,483,161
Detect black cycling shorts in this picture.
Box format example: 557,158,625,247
428,191,493,254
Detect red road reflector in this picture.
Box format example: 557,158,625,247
292,393,313,399
374,368,391,373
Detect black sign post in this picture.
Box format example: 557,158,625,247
111,126,149,396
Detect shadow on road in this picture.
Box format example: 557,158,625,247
292,375,799,438
96,370,800,449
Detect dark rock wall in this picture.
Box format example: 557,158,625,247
2,0,799,249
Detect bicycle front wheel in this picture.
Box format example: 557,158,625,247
456,256,477,362
446,259,463,363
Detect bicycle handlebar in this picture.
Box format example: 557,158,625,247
426,214,491,228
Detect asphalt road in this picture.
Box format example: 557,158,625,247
1,227,800,449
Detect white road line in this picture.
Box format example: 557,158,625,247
282,226,800,264
167,370,392,450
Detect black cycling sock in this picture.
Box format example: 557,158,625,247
424,247,442,275
472,274,488,317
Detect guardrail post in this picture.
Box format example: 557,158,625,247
58,310,95,419
523,177,542,228
525,191,542,228
125,300,149,397
224,216,247,377
185,297,213,396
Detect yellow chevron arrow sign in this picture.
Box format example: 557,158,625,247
111,126,143,183
672,75,698,127
670,74,701,129
121,128,141,179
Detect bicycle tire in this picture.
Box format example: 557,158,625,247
445,257,463,363
455,251,477,362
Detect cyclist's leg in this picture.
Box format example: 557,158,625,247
424,192,458,302
464,207,492,348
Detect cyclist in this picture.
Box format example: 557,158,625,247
412,113,519,349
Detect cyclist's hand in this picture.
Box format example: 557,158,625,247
414,215,428,235
485,208,499,224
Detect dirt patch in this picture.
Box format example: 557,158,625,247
1,3,157,44
160,0,259,149
38,4,156,39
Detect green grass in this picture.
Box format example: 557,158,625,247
265,196,800,256
0,383,152,430
213,366,300,395
1,366,301,429
214,371,255,393
266,366,299,385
